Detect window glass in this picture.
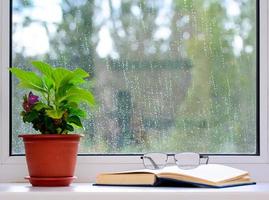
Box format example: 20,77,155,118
12,0,257,154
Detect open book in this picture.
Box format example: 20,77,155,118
96,164,255,188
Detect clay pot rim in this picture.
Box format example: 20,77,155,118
19,134,83,140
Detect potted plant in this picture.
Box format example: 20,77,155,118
10,61,95,186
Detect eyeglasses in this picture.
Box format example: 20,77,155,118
140,152,209,170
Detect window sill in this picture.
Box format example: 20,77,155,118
0,183,268,200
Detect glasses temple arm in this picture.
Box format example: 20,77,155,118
199,155,209,164
141,156,160,169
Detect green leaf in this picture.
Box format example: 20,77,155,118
31,61,55,91
57,84,74,99
52,67,72,89
69,102,78,108
43,116,56,132
73,68,89,78
10,68,46,92
65,69,89,85
23,110,39,123
31,61,54,80
69,68,89,85
66,124,74,132
67,115,83,127
57,69,89,95
33,102,50,111
61,88,95,106
56,128,63,134
42,76,54,91
69,107,86,118
46,109,65,119
18,81,47,93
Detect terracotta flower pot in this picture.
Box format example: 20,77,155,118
19,134,81,187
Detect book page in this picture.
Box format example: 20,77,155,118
158,164,248,184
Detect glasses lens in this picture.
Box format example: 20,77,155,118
174,152,200,169
142,153,167,169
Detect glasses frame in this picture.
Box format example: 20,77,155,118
140,152,209,170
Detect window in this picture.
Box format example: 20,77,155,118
1,0,269,182
11,0,259,155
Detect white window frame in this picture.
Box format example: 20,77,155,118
1,0,269,183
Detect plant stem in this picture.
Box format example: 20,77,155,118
47,92,50,106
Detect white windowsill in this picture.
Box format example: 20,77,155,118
0,183,268,200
